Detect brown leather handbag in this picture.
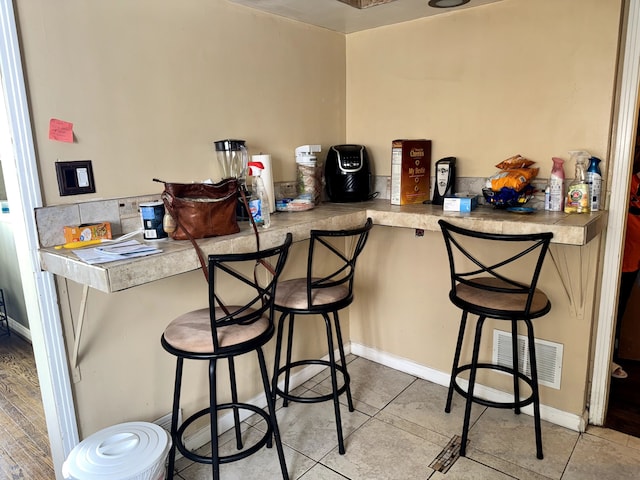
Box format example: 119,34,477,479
156,178,240,241
154,178,261,282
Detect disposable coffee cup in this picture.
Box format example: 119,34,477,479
140,201,168,240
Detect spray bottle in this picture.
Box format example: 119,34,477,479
587,156,602,212
565,150,590,214
248,161,271,228
548,157,565,212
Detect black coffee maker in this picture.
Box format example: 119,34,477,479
325,144,372,202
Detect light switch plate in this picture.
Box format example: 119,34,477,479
55,160,96,196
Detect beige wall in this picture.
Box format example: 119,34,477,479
16,0,346,436
17,0,346,203
346,0,622,178
346,0,622,417
352,227,600,414
15,0,624,437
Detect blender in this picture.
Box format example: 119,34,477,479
214,139,250,220
214,139,248,185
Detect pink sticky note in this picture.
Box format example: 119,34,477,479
49,118,74,143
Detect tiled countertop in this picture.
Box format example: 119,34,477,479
38,199,607,294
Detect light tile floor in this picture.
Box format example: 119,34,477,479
172,356,640,479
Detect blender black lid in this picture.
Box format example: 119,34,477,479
214,139,246,151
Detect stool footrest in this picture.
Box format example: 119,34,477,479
175,402,272,465
452,363,535,410
274,359,350,404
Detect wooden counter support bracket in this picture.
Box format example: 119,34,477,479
71,284,90,383
549,242,594,320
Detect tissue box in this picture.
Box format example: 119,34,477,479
63,222,112,243
443,195,479,212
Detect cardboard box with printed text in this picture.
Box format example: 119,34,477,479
390,139,432,205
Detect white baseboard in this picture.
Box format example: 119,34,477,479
6,316,31,341
350,342,585,433
183,341,584,453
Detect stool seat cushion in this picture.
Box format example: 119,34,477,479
163,307,268,354
455,277,549,315
275,278,350,310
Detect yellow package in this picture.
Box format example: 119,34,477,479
63,222,112,243
489,168,539,191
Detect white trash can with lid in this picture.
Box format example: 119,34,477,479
62,422,171,480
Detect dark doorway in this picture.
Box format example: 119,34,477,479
606,359,640,437
605,112,640,438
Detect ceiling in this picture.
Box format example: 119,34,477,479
227,0,503,34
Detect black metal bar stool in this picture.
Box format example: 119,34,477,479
438,220,553,460
0,289,10,337
161,233,292,480
271,218,373,454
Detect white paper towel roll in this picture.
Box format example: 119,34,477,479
252,154,276,213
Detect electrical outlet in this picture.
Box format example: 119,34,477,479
119,195,162,219
118,199,141,218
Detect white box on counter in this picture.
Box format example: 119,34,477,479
443,194,479,212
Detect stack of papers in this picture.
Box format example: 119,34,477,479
72,240,162,265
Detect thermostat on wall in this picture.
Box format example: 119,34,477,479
55,160,96,196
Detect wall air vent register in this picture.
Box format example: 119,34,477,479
492,329,563,390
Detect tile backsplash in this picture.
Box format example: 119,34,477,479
35,194,160,248
35,175,549,248
372,175,545,203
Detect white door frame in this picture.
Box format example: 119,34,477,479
589,0,640,425
0,1,78,477
0,0,636,469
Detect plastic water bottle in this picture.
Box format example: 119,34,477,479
248,161,271,228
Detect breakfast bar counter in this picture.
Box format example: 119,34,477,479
35,196,608,404
38,199,607,294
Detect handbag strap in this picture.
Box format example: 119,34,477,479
238,184,277,277
156,179,267,282
239,183,261,252
160,189,210,281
